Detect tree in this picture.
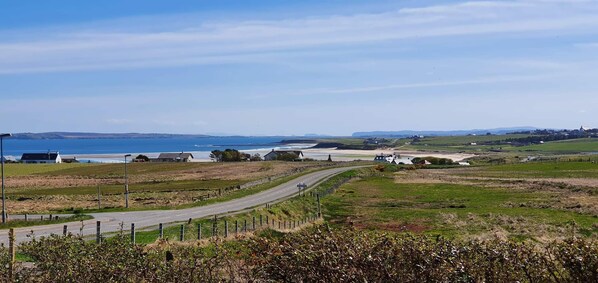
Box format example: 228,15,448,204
250,153,262,161
210,150,223,162
211,149,251,162
135,154,150,162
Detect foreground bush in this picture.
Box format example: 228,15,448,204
249,228,597,282
2,228,596,282
15,234,250,282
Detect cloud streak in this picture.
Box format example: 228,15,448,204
1,0,598,74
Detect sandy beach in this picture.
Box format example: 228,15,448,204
69,145,475,163
300,148,475,162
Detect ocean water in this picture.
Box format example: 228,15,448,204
1,136,305,162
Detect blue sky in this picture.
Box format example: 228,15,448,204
1,0,597,136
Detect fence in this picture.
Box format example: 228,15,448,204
4,169,358,277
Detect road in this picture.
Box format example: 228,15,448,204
0,166,363,245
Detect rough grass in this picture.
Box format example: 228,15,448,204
2,163,85,177
132,170,356,244
0,214,93,229
323,173,597,241
471,161,598,178
3,161,334,213
509,138,598,153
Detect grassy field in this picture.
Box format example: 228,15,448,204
323,165,597,242
1,163,86,177
413,134,531,146
471,161,598,178
506,138,598,153
132,171,344,244
1,161,335,214
378,135,598,155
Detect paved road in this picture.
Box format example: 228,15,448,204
0,166,363,245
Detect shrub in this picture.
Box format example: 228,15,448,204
9,228,598,282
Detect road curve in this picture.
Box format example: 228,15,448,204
0,166,363,245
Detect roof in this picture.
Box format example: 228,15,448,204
21,152,60,161
157,152,194,159
265,150,303,156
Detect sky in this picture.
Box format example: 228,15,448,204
0,0,597,136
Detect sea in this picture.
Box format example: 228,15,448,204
1,136,311,163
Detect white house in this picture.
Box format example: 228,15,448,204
374,153,414,165
154,152,194,162
394,157,414,165
20,152,62,164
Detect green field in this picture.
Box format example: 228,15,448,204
1,161,335,214
473,161,598,178
2,163,86,177
8,179,243,196
323,167,597,241
507,138,598,153
413,134,531,146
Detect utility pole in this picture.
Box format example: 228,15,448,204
1,133,12,224
124,154,131,208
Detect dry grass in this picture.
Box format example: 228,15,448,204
3,161,333,213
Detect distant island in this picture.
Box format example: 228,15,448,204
352,127,539,137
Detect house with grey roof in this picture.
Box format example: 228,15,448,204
153,152,194,162
20,152,62,164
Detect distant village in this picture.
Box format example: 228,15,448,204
3,149,308,164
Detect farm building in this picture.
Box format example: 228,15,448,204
263,150,304,161
153,152,194,162
20,152,62,164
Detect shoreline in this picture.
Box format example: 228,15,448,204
66,145,475,163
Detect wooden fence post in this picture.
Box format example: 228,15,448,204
235,220,238,234
131,223,136,244
97,185,101,209
63,225,68,236
278,220,281,230
265,215,269,227
24,214,27,221
224,221,228,238
197,223,202,240
260,215,263,227
243,219,247,232
212,215,217,237
317,194,321,218
96,221,101,244
159,223,163,239
8,229,15,281
179,224,185,241
40,215,43,221
252,216,256,230
188,218,192,225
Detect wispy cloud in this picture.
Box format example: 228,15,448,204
1,0,597,74
315,74,552,95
